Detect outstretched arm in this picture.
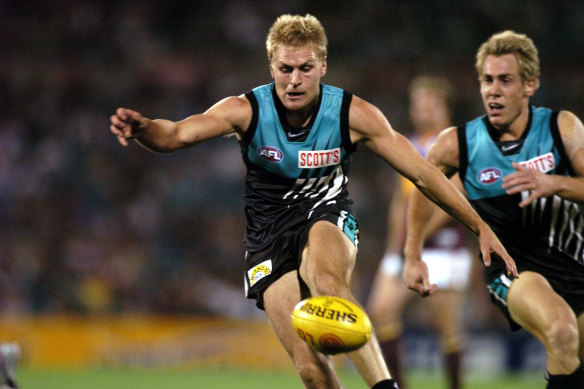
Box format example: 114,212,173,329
502,110,584,206
348,99,517,294
109,96,252,152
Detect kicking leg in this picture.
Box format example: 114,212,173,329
299,220,392,387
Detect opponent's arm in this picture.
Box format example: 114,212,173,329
110,95,252,152
502,110,584,205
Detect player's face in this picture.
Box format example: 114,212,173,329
480,54,535,131
270,45,327,113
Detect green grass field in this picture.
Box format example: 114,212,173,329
18,366,545,388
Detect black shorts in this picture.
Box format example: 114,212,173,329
244,209,359,310
484,255,584,331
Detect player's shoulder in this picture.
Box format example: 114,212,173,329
207,94,253,134
434,126,459,150
427,126,461,170
557,110,584,132
347,94,383,124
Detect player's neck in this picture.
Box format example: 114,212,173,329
285,98,318,127
493,106,531,141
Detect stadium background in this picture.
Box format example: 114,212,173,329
1,0,582,383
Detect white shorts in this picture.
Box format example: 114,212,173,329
380,248,472,291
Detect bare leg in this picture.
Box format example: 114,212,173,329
264,271,344,389
430,290,465,389
299,221,391,387
507,271,580,374
367,270,412,388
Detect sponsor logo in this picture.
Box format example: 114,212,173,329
257,146,283,163
477,167,502,184
298,302,358,324
248,259,272,287
501,143,520,153
519,152,555,173
298,148,341,168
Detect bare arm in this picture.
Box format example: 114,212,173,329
384,174,455,256
349,97,514,245
109,95,252,153
502,110,584,205
384,175,408,254
395,126,517,296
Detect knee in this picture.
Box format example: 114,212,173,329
440,332,465,354
544,314,579,355
310,271,349,297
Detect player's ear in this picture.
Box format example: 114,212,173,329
320,56,327,77
269,64,275,80
524,78,537,97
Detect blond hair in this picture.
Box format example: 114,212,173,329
266,14,328,62
475,30,540,89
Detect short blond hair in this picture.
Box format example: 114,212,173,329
266,14,328,63
475,30,540,89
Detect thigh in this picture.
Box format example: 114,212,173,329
578,312,584,359
299,220,357,297
507,271,577,342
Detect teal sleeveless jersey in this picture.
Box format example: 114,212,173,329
240,83,356,252
459,106,583,275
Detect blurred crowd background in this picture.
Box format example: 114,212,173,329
1,0,583,370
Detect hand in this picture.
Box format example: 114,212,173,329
403,259,436,297
502,162,556,207
110,108,145,146
477,222,519,278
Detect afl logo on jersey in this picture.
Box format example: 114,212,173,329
258,146,283,163
478,167,502,184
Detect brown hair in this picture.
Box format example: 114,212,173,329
409,75,455,111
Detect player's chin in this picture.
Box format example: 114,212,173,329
283,99,305,110
487,113,507,127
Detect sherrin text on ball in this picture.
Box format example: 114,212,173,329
291,296,372,354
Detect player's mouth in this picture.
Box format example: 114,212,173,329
287,91,304,100
488,102,504,115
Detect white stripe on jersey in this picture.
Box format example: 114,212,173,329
307,167,345,218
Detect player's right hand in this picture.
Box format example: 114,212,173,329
403,258,437,297
110,108,144,146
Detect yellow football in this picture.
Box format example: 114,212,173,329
291,295,372,354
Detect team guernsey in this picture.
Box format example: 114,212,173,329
458,106,584,281
240,83,356,253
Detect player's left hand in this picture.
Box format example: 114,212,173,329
502,162,556,207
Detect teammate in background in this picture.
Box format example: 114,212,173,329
110,14,517,389
404,30,584,389
367,76,472,389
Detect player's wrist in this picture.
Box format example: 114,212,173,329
403,247,422,262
